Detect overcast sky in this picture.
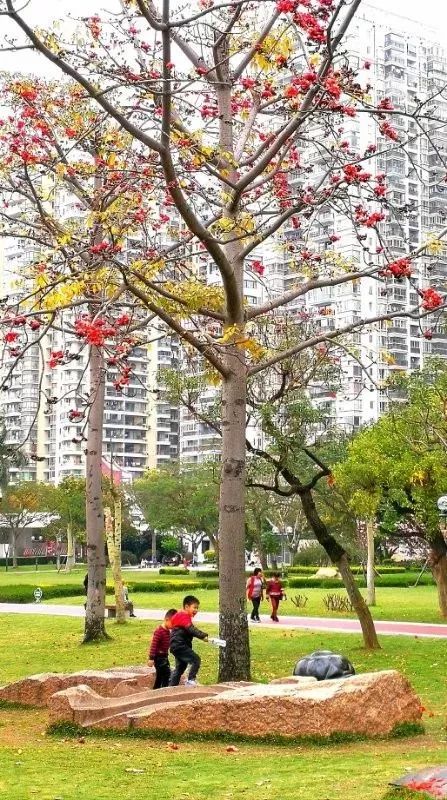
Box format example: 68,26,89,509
0,0,445,74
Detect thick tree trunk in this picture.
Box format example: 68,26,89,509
366,520,376,606
300,489,380,649
83,345,109,642
218,358,250,682
428,533,447,618
65,523,75,571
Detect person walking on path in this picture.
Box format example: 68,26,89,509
148,608,177,689
266,572,285,622
246,567,264,622
169,595,208,686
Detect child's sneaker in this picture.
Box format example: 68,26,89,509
185,679,199,686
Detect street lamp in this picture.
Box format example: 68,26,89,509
437,496,447,542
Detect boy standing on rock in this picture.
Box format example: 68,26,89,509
169,595,208,686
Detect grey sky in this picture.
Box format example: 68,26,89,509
0,0,445,74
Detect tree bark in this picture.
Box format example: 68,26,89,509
65,522,75,571
151,529,157,564
300,489,380,649
83,345,109,642
428,533,447,618
218,357,251,682
11,529,18,568
366,520,376,606
105,503,126,623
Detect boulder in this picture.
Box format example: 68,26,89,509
0,666,155,707
126,670,422,739
294,650,355,681
49,682,248,728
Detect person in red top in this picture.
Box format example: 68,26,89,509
266,572,285,622
148,608,177,689
169,595,208,686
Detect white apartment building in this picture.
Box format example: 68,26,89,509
272,7,447,431
0,197,179,483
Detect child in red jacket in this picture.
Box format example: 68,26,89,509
266,573,285,622
148,608,177,689
169,595,208,686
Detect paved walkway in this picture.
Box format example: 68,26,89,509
1,602,447,638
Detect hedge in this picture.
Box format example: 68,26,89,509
287,565,407,576
0,557,55,567
288,572,434,589
158,568,190,575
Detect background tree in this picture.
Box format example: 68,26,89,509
2,0,447,674
133,463,219,559
47,477,86,571
0,482,53,567
334,360,447,617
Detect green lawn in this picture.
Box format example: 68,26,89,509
1,565,446,623
0,614,446,800
37,582,446,625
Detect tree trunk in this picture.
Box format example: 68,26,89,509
105,503,126,623
300,489,380,649
65,522,75,571
366,520,376,606
12,529,19,568
428,533,447,618
83,345,109,642
218,360,250,682
151,529,157,564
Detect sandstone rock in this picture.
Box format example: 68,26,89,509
49,683,237,728
269,676,317,686
0,666,155,707
128,670,421,739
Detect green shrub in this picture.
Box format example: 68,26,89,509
159,567,190,575
203,550,216,563
121,550,138,566
0,583,88,603
196,570,219,578
287,566,320,575
288,576,346,589
0,557,54,567
293,543,331,566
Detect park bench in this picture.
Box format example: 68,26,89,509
105,602,134,619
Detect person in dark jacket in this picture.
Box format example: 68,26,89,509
148,608,177,689
169,595,208,686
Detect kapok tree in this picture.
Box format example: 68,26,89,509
2,0,447,675
0,82,159,639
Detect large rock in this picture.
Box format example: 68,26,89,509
126,670,422,738
0,666,155,707
49,682,254,728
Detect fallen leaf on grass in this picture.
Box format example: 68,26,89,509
167,742,179,750
125,768,146,774
225,745,239,753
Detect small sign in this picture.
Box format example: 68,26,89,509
437,496,447,514
33,587,43,603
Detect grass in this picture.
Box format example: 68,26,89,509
0,613,447,800
36,581,447,625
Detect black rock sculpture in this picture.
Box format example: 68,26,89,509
293,650,355,681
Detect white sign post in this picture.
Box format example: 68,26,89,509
33,587,43,603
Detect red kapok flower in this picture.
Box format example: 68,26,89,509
421,288,443,310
